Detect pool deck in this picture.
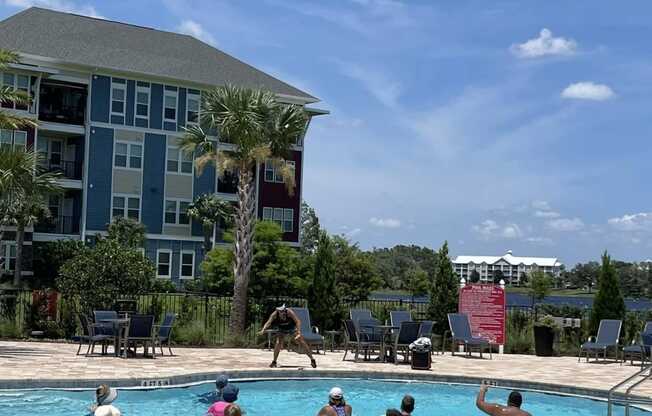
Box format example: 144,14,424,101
0,340,651,399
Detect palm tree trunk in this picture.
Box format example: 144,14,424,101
228,168,256,337
202,224,213,253
13,222,24,287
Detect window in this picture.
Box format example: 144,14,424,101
166,146,192,174
186,90,200,125
164,199,191,225
114,141,142,169
262,207,294,233
180,251,194,279
156,249,171,278
264,159,295,183
135,83,150,122
112,195,140,221
0,129,27,150
1,242,16,272
164,88,177,121
111,78,126,116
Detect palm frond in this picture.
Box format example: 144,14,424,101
0,87,30,107
180,124,217,176
0,50,19,70
0,112,37,130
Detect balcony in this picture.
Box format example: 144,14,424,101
40,159,82,180
38,80,87,126
217,171,238,194
34,215,80,235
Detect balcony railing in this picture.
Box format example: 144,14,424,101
38,81,87,126
217,172,238,194
35,215,80,234
40,160,82,180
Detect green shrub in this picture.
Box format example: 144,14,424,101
0,318,21,338
174,320,209,346
505,311,533,354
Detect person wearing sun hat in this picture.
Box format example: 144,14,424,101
88,384,121,416
317,387,352,416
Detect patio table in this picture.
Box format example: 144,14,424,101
99,318,130,358
361,324,398,362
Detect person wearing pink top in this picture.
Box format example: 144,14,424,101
206,402,241,416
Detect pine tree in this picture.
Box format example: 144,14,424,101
427,241,459,335
590,251,626,333
308,231,342,331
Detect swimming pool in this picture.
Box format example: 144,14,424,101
0,378,647,415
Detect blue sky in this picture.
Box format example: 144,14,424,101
2,0,652,266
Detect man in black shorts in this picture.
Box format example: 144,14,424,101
258,304,317,368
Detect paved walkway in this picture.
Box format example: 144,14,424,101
0,341,650,397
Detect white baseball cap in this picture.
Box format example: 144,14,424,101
329,387,344,400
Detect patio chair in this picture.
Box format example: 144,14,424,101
446,313,492,359
154,313,176,356
358,318,383,343
342,319,380,362
579,319,622,362
392,321,421,365
418,320,434,338
124,314,156,358
291,307,325,354
93,310,118,336
77,313,112,356
390,310,411,334
622,328,652,367
350,309,373,333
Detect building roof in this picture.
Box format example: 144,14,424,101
453,250,561,267
0,7,317,102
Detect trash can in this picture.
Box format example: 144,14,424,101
411,348,431,370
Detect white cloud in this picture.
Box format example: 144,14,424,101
547,217,584,232
561,82,615,101
3,0,102,17
337,61,402,108
608,212,652,231
531,200,551,210
176,19,217,45
511,28,577,58
535,210,560,219
369,217,401,228
472,220,522,239
525,236,554,245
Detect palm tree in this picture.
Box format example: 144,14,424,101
187,193,233,253
0,49,36,130
0,149,62,286
180,85,307,337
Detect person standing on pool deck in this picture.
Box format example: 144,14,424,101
476,383,532,416
317,387,352,416
258,304,317,368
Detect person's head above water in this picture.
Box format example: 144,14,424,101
401,394,415,413
215,374,229,390
508,391,523,408
222,384,239,403
328,387,344,405
386,410,402,416
95,384,118,406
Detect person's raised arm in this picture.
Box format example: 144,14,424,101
476,384,501,416
258,311,277,335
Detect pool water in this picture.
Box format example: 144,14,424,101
0,379,647,415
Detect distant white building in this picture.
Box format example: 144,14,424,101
452,250,562,285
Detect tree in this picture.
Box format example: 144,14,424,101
198,246,234,294
332,235,381,303
368,245,438,290
528,270,553,305
427,241,459,335
180,85,307,337
107,217,146,249
0,49,36,130
590,251,626,333
567,261,599,292
405,266,430,299
308,231,342,331
492,269,505,284
33,239,85,289
300,201,320,254
57,238,155,312
0,149,62,286
469,270,481,284
187,194,233,252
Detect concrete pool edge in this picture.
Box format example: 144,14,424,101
0,369,643,403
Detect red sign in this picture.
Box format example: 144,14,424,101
458,284,506,345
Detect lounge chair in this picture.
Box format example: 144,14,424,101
579,319,622,362
77,313,112,356
93,310,118,336
291,307,325,354
124,314,156,358
342,319,381,362
446,313,492,359
392,321,421,364
154,313,176,356
390,310,412,329
358,318,383,343
621,322,652,367
418,320,434,338
350,309,373,333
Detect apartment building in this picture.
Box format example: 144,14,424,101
453,250,562,285
0,7,324,283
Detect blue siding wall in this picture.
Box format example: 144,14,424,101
86,127,114,230
150,83,163,130
90,75,110,123
192,164,216,237
126,80,135,126
142,133,166,234
177,88,186,130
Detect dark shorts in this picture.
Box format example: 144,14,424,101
273,326,296,336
